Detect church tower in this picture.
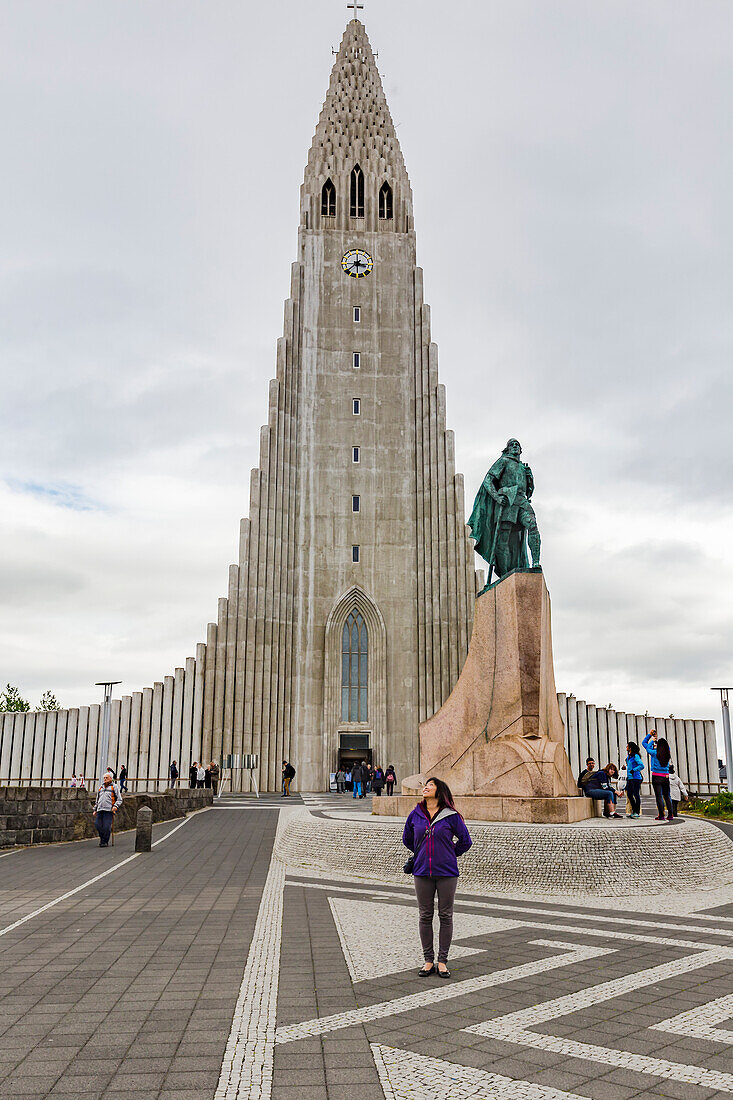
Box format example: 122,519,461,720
204,15,478,790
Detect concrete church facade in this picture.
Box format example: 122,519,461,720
0,19,720,794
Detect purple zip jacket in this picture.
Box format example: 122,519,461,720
402,804,473,878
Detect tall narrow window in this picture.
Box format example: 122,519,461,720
352,352,360,369
350,164,364,218
352,494,360,512
321,178,336,217
352,545,360,563
352,446,360,463
379,181,393,220
352,398,361,415
353,306,361,322
341,610,367,721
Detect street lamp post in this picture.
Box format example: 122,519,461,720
711,688,733,794
95,681,122,789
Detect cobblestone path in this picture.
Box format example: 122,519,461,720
1,795,732,1099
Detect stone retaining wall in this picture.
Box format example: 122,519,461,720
276,810,733,897
0,787,213,848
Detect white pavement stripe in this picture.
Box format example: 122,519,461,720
215,810,288,1100
465,946,733,1092
652,992,733,1043
371,1043,588,1100
0,853,140,939
0,806,206,938
286,878,733,941
275,940,609,1044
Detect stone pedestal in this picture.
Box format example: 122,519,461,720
378,568,593,824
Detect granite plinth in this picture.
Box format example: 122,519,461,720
372,792,594,823
415,569,579,809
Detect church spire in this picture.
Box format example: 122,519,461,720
301,18,413,232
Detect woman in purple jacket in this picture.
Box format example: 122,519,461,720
402,777,473,979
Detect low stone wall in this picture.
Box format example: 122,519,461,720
0,787,213,848
276,810,733,897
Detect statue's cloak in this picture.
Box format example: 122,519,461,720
468,462,530,573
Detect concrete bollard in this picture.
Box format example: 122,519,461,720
135,806,153,852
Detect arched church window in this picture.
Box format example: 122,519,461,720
321,178,336,217
379,181,393,220
350,164,365,218
341,611,367,721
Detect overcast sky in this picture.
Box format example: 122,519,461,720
1,0,731,745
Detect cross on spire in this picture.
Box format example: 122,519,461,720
347,0,364,18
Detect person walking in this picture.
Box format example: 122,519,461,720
119,764,128,793
196,762,206,789
372,766,385,796
668,765,688,817
281,760,295,796
385,765,397,796
625,742,644,818
584,764,622,818
189,762,198,788
403,777,472,978
209,760,220,795
643,730,674,821
335,768,345,794
169,760,179,788
351,762,363,799
93,772,121,848
344,768,352,793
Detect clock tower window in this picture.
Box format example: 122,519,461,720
321,178,336,217
350,164,365,218
379,181,393,220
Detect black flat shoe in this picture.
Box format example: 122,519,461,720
437,966,451,979
418,965,435,977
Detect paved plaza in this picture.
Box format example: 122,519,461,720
0,795,732,1099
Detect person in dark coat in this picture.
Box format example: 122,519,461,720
585,764,622,818
372,767,385,796
403,777,472,978
169,760,179,788
351,763,363,799
118,764,128,793
577,758,595,795
189,762,198,789
384,765,397,796
209,761,220,795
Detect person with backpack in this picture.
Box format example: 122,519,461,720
668,765,688,817
385,765,397,796
403,777,472,978
372,766,385,796
281,760,296,796
93,772,121,848
625,741,644,818
643,729,674,821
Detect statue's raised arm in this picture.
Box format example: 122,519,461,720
468,439,541,587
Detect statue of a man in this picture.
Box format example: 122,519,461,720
469,439,541,583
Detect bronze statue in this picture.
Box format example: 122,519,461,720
469,439,540,585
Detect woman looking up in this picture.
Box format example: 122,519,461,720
402,777,473,979
643,729,674,821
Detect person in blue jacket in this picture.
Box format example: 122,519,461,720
625,741,644,818
584,763,622,818
643,730,674,821
403,777,472,979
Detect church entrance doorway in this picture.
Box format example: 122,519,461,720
338,732,371,775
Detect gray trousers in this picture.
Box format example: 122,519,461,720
413,875,458,963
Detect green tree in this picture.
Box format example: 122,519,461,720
36,691,60,711
0,684,30,712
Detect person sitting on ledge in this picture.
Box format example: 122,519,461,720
577,757,596,795
585,763,622,818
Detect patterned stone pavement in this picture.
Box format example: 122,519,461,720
0,793,732,1098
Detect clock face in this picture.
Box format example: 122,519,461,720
342,248,374,278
